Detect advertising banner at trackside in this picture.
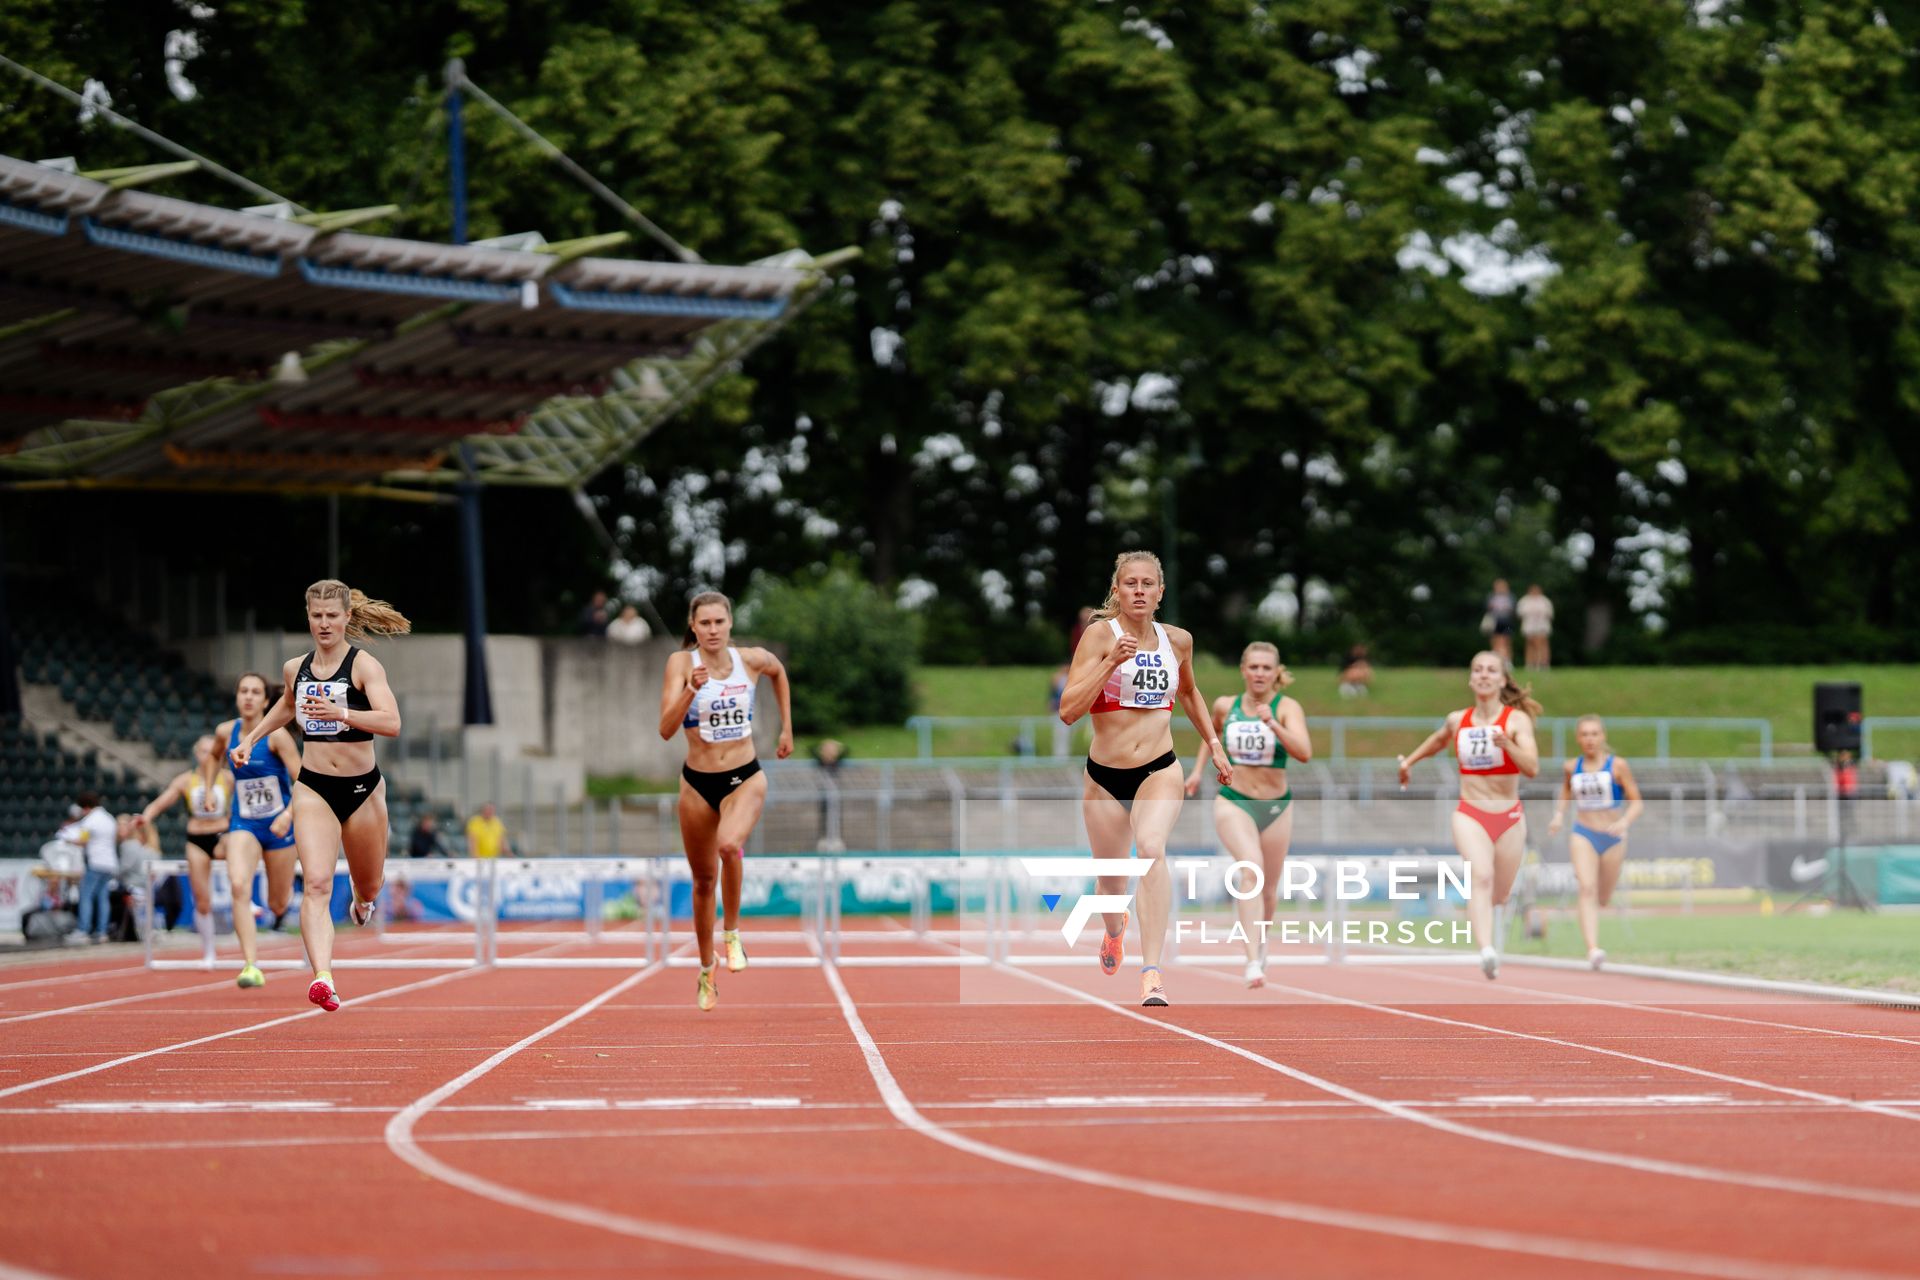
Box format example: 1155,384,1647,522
379,863,970,925
1765,841,1920,903
0,860,44,934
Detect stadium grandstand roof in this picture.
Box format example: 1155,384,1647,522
0,152,852,501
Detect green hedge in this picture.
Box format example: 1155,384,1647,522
741,569,918,732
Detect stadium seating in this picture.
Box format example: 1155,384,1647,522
9,589,462,852
13,596,230,763
0,715,179,859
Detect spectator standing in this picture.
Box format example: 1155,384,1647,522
1338,644,1374,699
1482,579,1516,664
608,605,652,645
465,803,513,859
408,813,446,859
578,590,611,637
59,792,118,944
1518,584,1555,670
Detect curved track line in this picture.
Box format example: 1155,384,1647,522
1195,965,1920,1126
1006,964,1920,1210
0,977,234,1026
1385,965,1920,1049
382,963,995,1280
0,967,479,1100
821,961,1904,1280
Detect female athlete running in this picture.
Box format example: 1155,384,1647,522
1547,715,1643,969
137,735,234,971
210,673,303,987
1059,551,1231,1007
657,591,793,1011
233,580,408,1011
1186,642,1310,986
1396,652,1541,979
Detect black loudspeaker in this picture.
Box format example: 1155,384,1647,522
1813,682,1863,754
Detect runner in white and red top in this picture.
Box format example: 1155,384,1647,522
657,589,794,1012
1395,651,1541,979
1058,550,1231,1007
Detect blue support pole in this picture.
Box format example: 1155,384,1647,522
457,445,494,726
446,59,468,245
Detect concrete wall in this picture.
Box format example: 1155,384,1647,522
541,637,782,778
182,631,546,759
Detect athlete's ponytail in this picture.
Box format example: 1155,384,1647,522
305,579,412,643
1499,671,1543,719
682,591,733,648
1240,641,1295,690
1088,551,1164,623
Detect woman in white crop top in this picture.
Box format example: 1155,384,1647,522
138,734,234,964
658,590,793,1012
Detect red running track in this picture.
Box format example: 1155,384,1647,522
2,935,1918,1280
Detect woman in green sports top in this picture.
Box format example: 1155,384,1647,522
1185,642,1311,987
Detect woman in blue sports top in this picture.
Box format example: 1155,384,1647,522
1059,550,1232,1009
1546,715,1643,970
210,673,304,989
657,590,793,1013
233,580,408,1013
1184,641,1311,988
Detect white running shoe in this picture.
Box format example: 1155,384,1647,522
349,897,377,927
1480,945,1500,980
1589,948,1607,971
1244,960,1266,989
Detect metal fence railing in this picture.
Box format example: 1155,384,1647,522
413,757,1917,861
904,714,1778,762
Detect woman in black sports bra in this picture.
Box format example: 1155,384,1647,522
232,579,409,1013
657,590,793,1013
1058,551,1231,1008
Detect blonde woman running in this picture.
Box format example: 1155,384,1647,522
1185,642,1310,986
137,735,234,972
233,580,408,1011
1395,652,1541,979
657,590,794,1012
1059,551,1232,1007
1547,716,1643,969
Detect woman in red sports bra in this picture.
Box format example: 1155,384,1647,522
1396,651,1541,980
1058,550,1232,1008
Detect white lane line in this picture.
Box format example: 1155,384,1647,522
0,965,151,993
0,967,482,1101
383,963,993,1280
0,977,237,1025
0,1097,1897,1160
1193,964,1920,1126
1388,964,1920,1049
821,959,1906,1280
3,1092,1886,1120
1017,963,1920,1210
0,1261,72,1280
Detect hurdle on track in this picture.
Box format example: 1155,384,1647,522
141,852,1478,972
